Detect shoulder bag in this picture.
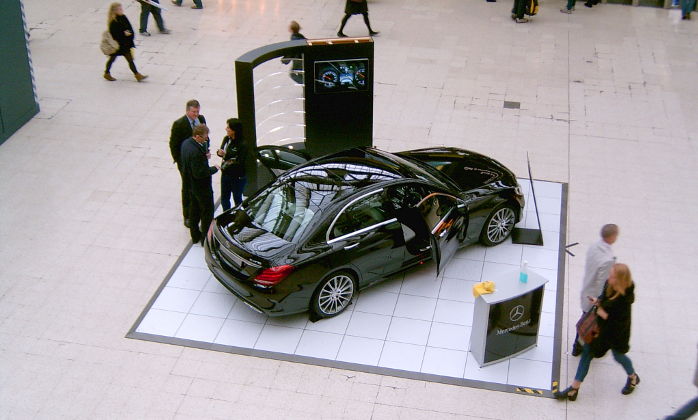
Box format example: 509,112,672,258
100,31,119,55
576,305,600,344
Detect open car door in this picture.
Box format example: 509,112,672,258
256,145,310,179
417,193,468,276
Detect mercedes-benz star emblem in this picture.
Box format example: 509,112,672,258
509,305,525,322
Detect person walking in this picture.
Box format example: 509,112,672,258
171,0,203,9
281,21,307,84
680,0,696,19
337,0,379,37
137,0,170,36
104,3,148,82
664,343,698,419
170,100,207,228
216,118,247,211
181,124,219,245
571,224,619,356
556,263,640,401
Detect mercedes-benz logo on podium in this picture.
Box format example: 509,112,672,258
509,305,525,322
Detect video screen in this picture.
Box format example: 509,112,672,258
314,59,369,94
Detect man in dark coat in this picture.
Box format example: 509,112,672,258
337,0,379,37
170,99,207,228
180,124,219,245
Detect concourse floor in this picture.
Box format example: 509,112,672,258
130,179,567,396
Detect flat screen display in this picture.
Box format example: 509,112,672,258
314,59,369,94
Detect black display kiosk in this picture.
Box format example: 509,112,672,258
234,37,374,194
470,270,547,367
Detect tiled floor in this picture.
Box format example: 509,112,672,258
131,179,565,394
3,0,698,418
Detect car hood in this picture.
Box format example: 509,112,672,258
396,147,518,190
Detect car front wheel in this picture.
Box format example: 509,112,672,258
311,271,356,320
480,204,517,246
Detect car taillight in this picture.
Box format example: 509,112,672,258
254,265,295,287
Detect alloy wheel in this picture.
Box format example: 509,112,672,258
486,207,516,244
317,274,354,316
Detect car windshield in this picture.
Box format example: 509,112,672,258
242,167,350,242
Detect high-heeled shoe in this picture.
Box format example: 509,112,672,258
621,373,640,395
554,386,579,401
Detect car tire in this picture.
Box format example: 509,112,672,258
310,271,356,320
480,204,517,246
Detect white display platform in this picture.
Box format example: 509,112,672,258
128,179,566,396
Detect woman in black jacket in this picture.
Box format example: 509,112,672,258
216,118,247,211
556,263,640,401
104,3,147,82
337,0,379,37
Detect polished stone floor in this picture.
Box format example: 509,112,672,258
1,0,697,418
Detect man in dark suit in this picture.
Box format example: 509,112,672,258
170,99,206,228
180,124,219,245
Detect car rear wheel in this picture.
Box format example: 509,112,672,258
480,204,516,246
311,271,356,320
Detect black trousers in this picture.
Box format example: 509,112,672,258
105,49,138,74
512,0,527,18
339,12,374,32
189,189,214,243
177,162,191,220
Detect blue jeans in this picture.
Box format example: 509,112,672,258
665,396,698,419
574,343,635,382
139,1,165,32
681,0,696,16
221,175,246,211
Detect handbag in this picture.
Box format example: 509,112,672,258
576,306,600,344
100,31,119,55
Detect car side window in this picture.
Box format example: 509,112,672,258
331,192,388,239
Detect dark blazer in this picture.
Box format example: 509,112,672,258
593,281,635,357
180,137,218,198
170,114,206,164
345,0,368,15
109,15,135,53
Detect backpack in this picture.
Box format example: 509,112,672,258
525,0,539,15
100,30,119,55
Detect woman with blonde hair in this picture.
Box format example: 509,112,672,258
556,263,640,401
104,3,147,82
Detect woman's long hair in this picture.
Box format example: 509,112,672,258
107,3,121,25
606,263,633,299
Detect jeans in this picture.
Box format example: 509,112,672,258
566,0,576,10
139,1,165,32
221,175,246,211
681,0,696,16
665,396,698,419
574,343,635,382
105,49,138,74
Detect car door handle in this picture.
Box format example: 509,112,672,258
344,243,360,250
439,230,447,238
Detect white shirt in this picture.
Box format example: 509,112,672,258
580,240,615,312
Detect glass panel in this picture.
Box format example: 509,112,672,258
253,56,305,149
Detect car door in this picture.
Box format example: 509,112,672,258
326,189,404,285
416,193,468,276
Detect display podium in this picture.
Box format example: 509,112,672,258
470,270,547,367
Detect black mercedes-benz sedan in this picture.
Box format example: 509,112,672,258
204,147,524,320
